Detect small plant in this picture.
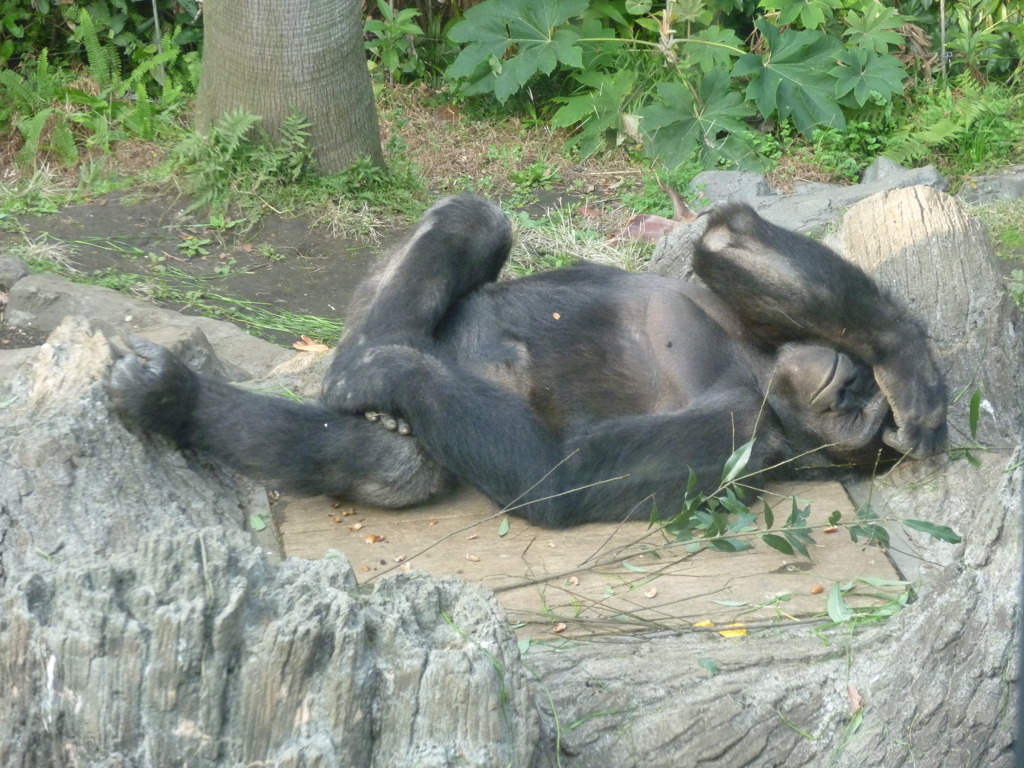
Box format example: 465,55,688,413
178,235,212,258
364,0,426,83
172,109,316,213
1009,270,1024,311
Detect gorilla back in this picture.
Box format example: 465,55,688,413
111,194,947,527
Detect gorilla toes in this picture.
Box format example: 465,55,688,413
109,336,199,444
365,410,413,436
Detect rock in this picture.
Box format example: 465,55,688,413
957,165,1024,205
0,317,540,768
689,170,775,205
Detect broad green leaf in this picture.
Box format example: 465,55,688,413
683,25,745,73
762,499,775,530
828,509,842,526
843,5,905,53
734,20,845,137
552,69,637,157
832,47,906,107
761,532,795,555
902,519,963,544
498,517,510,537
757,0,842,30
249,513,268,532
826,582,853,623
446,0,589,103
639,69,757,169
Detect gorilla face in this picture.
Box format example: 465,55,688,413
772,344,892,459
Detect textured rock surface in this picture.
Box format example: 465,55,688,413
0,318,538,768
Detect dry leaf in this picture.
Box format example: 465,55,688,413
718,623,747,638
694,620,715,628
847,684,863,714
552,623,567,634
466,554,480,562
293,335,330,353
239,243,254,252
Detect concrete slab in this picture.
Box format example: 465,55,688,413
279,481,907,639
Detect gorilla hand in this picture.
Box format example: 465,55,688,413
108,336,199,444
874,353,948,459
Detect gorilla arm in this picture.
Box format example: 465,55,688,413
109,338,451,508
693,204,947,458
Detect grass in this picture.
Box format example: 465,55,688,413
970,199,1024,260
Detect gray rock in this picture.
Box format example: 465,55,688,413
689,170,775,208
0,253,30,290
957,165,1024,205
0,317,539,768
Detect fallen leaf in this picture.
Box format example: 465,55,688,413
847,684,863,714
718,623,747,638
694,620,715,628
239,243,254,252
293,335,330,353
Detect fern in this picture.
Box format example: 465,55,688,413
74,9,120,91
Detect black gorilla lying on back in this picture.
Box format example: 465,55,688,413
110,195,948,527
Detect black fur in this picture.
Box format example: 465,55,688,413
110,194,948,527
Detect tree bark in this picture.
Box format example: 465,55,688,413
197,0,383,173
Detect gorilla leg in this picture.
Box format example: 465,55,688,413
110,338,452,507
694,204,947,458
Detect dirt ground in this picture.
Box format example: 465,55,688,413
0,188,389,348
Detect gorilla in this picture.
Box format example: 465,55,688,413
110,194,948,528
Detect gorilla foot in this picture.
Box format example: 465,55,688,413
365,410,412,436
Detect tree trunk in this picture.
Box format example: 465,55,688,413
197,0,383,173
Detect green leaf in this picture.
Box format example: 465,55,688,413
249,513,268,532
639,69,757,169
902,519,963,544
843,5,905,53
762,499,775,530
722,439,755,484
683,25,745,73
734,20,845,137
698,657,720,675
761,533,795,555
785,531,811,560
622,561,648,573
708,537,754,552
969,387,982,440
832,47,906,107
828,510,842,526
498,517,510,537
446,0,588,103
552,68,637,157
826,582,853,623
